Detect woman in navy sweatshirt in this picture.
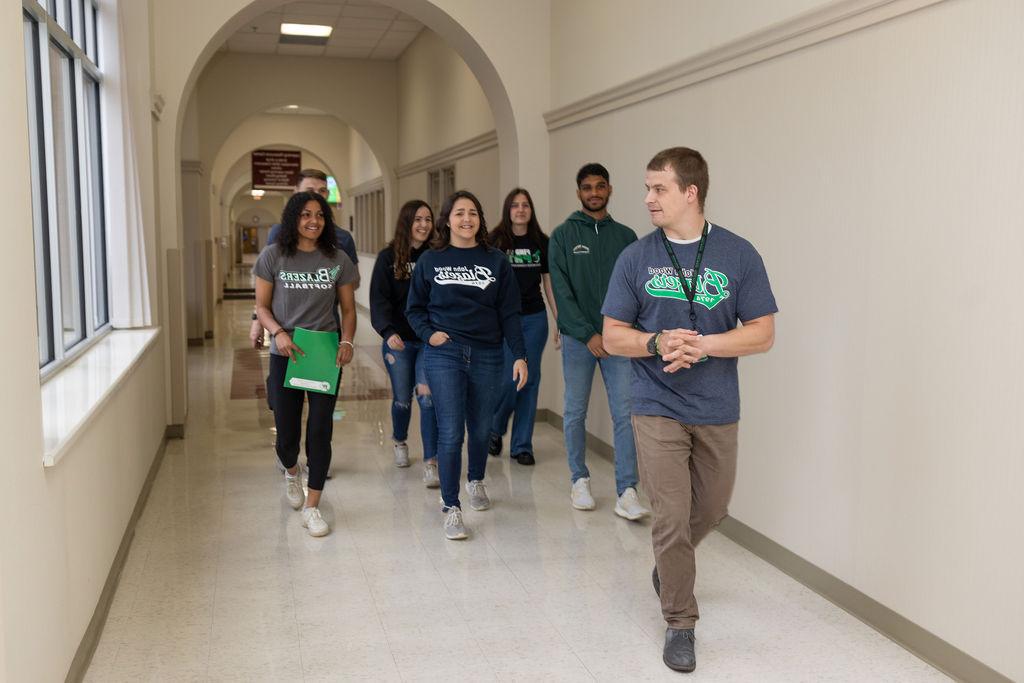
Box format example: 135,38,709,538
406,190,527,540
370,199,440,485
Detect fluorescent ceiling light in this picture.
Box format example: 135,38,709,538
281,23,332,37
251,189,266,199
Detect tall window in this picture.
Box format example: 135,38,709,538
23,0,108,372
428,165,456,219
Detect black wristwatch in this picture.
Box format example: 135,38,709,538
251,312,258,321
646,333,661,357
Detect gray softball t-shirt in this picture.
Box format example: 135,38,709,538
602,224,778,425
254,244,359,356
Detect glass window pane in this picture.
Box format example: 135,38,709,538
85,75,107,327
24,15,54,366
91,3,98,66
49,41,86,349
78,0,86,46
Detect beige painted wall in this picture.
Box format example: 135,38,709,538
547,0,1024,679
549,0,832,108
397,29,494,164
347,126,382,189
1,0,169,679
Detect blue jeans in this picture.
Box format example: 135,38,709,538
424,341,504,509
490,310,548,455
561,334,638,495
381,339,437,462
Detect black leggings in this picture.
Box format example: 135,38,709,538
268,353,339,491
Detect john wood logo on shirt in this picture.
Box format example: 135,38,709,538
433,265,496,290
644,266,730,310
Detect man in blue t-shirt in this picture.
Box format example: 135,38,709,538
602,147,777,674
249,168,359,349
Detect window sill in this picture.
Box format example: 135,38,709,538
41,327,161,467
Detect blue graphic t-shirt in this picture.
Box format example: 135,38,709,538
601,224,778,424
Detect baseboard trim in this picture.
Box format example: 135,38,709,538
535,409,1009,683
65,436,171,683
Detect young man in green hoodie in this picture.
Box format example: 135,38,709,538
549,163,650,521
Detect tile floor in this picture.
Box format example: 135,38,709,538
84,298,949,682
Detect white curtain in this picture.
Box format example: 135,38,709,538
107,0,152,328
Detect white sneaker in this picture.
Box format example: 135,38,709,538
570,477,596,511
443,506,468,540
466,480,491,511
614,487,650,521
301,506,329,537
394,442,411,468
285,473,305,510
423,460,440,488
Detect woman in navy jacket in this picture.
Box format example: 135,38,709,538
406,190,527,540
369,200,440,486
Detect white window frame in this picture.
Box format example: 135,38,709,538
24,0,110,378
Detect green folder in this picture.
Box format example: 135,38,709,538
282,327,341,395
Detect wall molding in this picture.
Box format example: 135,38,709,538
534,408,1010,683
396,129,498,178
543,0,945,131
180,159,204,175
348,176,384,197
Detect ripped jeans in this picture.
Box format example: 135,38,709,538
382,338,438,462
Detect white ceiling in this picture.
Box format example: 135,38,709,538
222,0,424,61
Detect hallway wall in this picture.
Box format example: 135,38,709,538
1,0,170,679
396,29,500,220
544,1,1024,679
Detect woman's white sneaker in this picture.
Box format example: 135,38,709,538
466,480,490,511
285,472,305,510
301,506,329,537
423,460,440,488
443,506,467,540
394,442,411,468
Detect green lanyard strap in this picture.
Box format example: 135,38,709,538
659,221,709,332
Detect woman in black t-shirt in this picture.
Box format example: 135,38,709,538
369,200,440,486
486,188,559,466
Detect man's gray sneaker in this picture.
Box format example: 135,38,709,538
443,506,468,540
466,480,490,511
393,441,411,468
663,628,696,673
614,487,650,521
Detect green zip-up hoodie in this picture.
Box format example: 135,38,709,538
549,210,638,344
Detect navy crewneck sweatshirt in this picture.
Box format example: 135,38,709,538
369,244,427,341
406,244,526,359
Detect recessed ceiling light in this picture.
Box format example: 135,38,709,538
285,105,299,110
251,189,266,199
281,23,332,37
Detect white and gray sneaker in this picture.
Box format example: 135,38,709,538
423,460,440,488
301,506,329,537
466,480,491,511
443,506,468,540
285,472,305,510
394,441,411,468
570,477,596,511
614,487,650,521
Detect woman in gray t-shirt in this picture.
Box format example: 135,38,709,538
254,191,358,537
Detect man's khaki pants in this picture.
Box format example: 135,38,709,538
632,414,738,629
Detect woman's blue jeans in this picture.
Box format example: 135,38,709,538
490,310,548,455
381,339,437,462
424,341,504,509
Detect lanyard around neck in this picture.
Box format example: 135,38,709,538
659,221,709,331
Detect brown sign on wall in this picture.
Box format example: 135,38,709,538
252,150,301,190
